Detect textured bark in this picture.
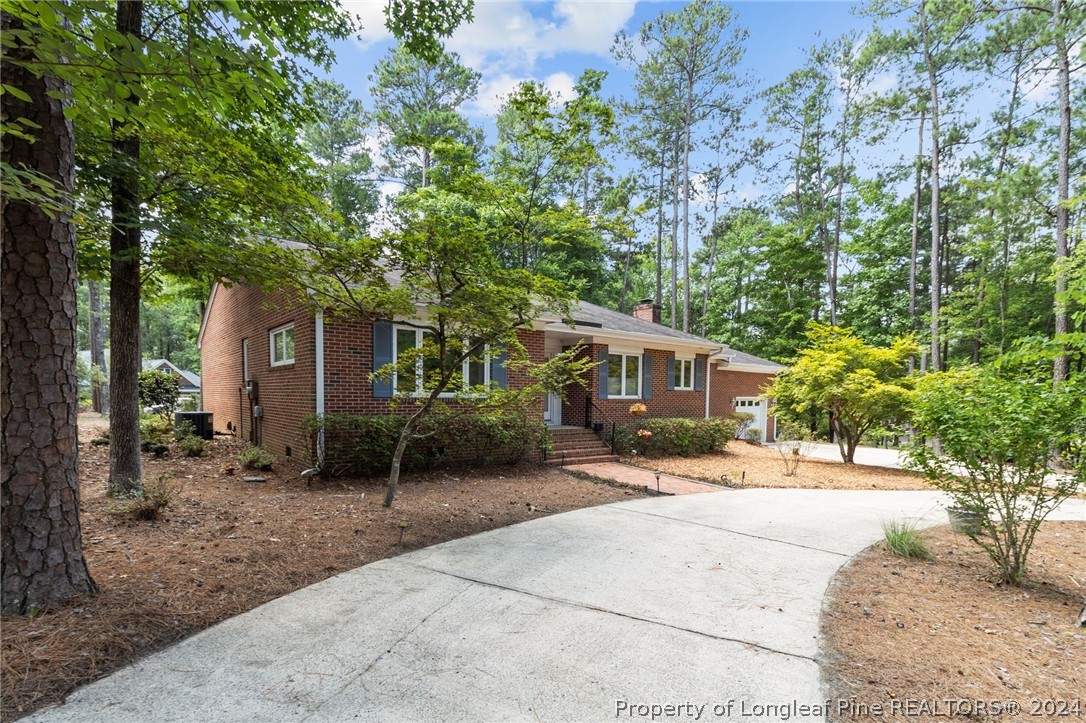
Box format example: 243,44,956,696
1052,0,1071,382
669,134,680,330
108,0,144,496
909,112,925,367
1,11,98,614
88,279,109,414
920,3,943,372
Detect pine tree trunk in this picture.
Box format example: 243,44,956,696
1052,0,1071,382
921,5,943,372
88,279,109,414
1,10,98,614
655,156,664,305
681,77,693,333
108,0,144,496
670,137,680,330
909,112,925,374
830,84,852,327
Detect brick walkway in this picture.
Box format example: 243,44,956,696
564,461,725,495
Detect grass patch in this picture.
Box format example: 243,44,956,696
881,520,933,561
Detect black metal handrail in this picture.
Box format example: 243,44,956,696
583,396,620,452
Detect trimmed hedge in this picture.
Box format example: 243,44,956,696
617,417,738,457
304,411,548,478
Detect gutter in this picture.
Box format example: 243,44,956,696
541,322,724,355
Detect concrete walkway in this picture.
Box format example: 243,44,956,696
566,460,723,495
28,491,1085,723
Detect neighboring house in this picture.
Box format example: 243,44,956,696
197,283,783,463
77,352,202,396
142,359,202,396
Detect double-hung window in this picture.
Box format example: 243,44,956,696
607,353,641,398
675,358,694,390
269,324,295,366
393,327,489,395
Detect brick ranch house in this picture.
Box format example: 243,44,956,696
197,283,783,466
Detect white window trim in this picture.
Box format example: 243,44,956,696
392,325,490,397
675,357,695,391
607,352,642,399
269,324,295,367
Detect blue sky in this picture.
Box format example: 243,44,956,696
323,1,882,216
331,1,869,120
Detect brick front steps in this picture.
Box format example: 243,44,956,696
545,427,618,465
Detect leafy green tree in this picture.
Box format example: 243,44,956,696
138,369,181,420
301,80,379,232
369,44,481,190
767,324,918,463
283,141,592,507
907,365,1084,584
614,0,749,332
489,73,615,298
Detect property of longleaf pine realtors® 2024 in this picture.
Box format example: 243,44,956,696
614,698,1044,720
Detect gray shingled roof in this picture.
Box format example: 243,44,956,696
714,348,786,371
565,300,722,346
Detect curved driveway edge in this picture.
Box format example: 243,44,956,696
26,490,1084,723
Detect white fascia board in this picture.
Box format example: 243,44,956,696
542,322,723,355
715,362,783,374
196,282,219,350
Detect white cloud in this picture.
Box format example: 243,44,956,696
341,0,393,49
470,71,577,117
447,0,636,75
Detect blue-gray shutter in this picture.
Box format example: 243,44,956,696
642,353,653,399
372,321,393,398
490,347,508,389
694,357,706,392
597,349,609,399
666,356,676,391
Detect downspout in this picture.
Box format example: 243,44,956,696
704,353,712,419
315,310,325,468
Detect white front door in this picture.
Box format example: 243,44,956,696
735,397,767,442
545,391,562,425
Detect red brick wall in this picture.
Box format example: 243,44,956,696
199,284,315,462
562,345,710,427
709,367,778,441
323,324,545,416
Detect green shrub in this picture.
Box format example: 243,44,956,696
174,420,197,441
731,411,755,438
176,395,200,412
178,435,207,458
882,520,933,561
907,366,1085,585
633,417,737,457
305,410,547,477
239,446,275,471
109,476,178,521
140,415,172,444
743,427,762,443
90,437,110,446
140,440,169,457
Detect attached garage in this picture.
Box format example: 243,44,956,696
708,350,786,443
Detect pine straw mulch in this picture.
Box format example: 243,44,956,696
821,522,1086,722
1,435,645,720
622,440,930,490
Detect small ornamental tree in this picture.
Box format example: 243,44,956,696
288,140,594,507
766,323,917,463
907,366,1085,585
138,370,180,421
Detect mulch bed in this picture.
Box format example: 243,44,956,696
822,522,1086,722
1,434,644,720
623,440,930,490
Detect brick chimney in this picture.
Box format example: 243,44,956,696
632,298,662,325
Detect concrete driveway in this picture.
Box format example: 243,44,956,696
27,490,1084,723
765,442,907,469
